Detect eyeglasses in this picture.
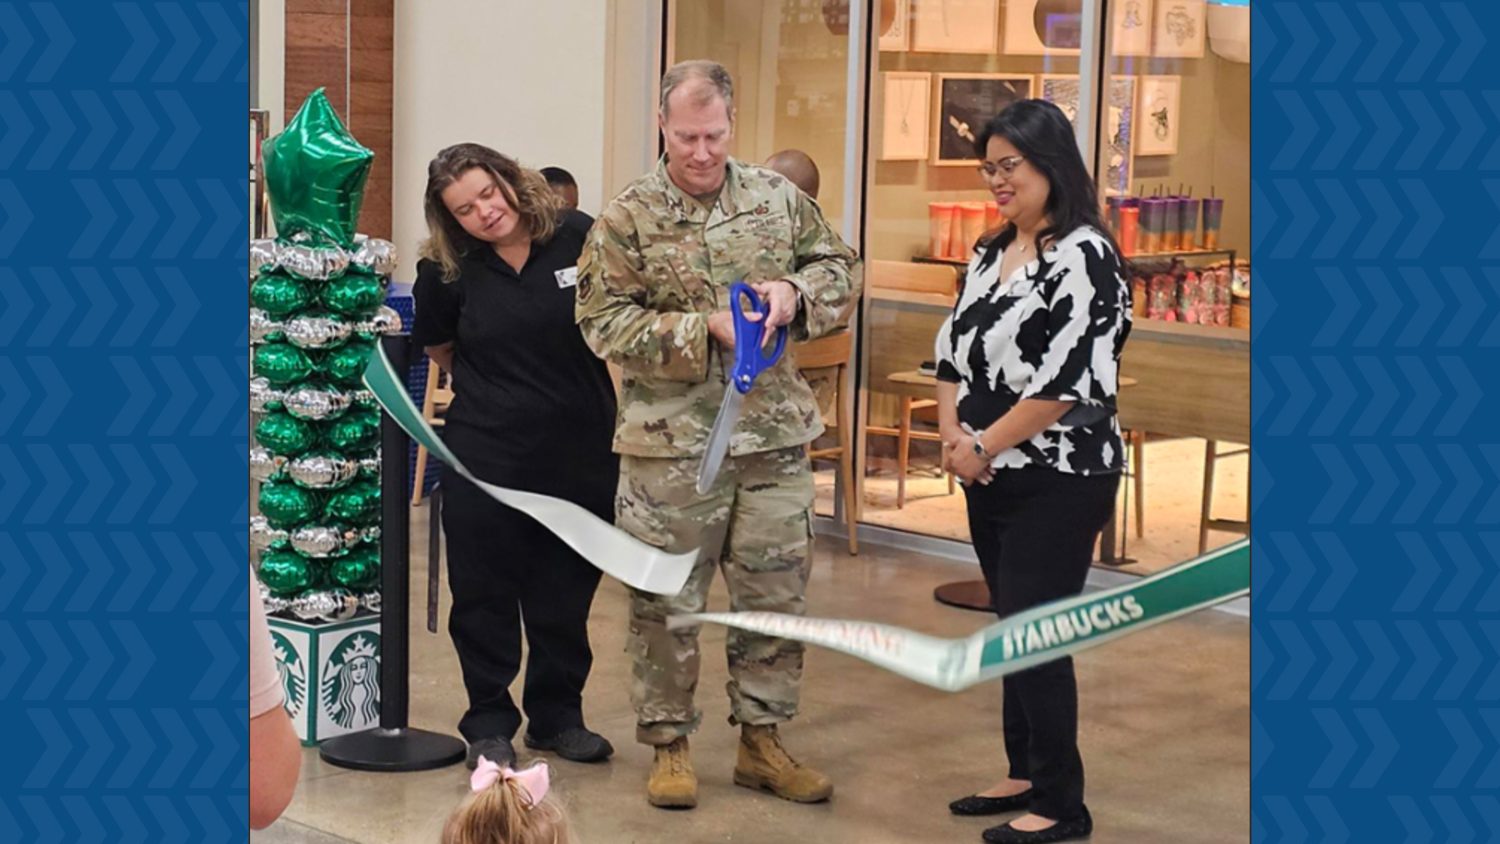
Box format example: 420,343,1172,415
976,156,1025,180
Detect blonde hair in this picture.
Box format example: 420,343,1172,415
441,771,572,844
659,59,735,119
419,143,560,282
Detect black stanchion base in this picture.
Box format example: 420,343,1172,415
319,727,467,773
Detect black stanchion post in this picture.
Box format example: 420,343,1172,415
320,333,467,772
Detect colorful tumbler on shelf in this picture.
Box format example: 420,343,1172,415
1105,196,1123,238
959,202,987,259
1202,197,1224,250
1164,196,1184,252
1140,197,1163,254
929,202,957,259
1181,197,1201,250
1118,204,1139,256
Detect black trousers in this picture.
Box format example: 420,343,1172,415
964,466,1120,822
441,467,606,742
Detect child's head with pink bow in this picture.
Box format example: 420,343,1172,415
442,757,571,844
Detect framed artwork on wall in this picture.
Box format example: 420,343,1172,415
910,0,999,54
1152,0,1206,58
1003,0,1083,56
1038,74,1138,196
880,71,931,160
1111,0,1153,56
879,0,911,51
933,73,1033,166
1136,75,1181,156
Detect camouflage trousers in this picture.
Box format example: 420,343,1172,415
616,446,815,746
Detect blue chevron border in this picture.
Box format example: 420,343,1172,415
1253,0,1500,838
0,3,249,842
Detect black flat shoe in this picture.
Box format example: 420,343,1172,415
466,736,516,770
949,790,1034,816
982,806,1092,843
524,726,614,763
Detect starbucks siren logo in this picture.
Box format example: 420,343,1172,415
320,633,380,729
271,632,306,717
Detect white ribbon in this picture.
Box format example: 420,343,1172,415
362,343,697,595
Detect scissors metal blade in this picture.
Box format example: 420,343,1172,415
695,384,744,494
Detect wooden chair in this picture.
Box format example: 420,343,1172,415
1116,376,1145,538
866,371,956,509
796,331,858,555
1198,440,1250,553
410,359,454,506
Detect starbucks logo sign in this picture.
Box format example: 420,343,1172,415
319,632,380,730
271,631,307,719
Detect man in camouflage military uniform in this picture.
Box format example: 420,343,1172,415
576,59,860,810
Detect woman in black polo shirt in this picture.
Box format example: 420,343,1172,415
413,143,617,769
936,101,1131,844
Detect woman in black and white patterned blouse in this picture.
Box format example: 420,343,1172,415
936,100,1131,844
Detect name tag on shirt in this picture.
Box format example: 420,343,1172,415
555,266,578,289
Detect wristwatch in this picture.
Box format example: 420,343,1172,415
972,435,993,460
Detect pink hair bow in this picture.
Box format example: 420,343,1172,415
470,757,550,807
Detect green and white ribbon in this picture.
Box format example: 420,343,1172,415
362,344,699,595
669,540,1249,691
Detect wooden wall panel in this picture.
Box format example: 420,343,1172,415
284,0,394,240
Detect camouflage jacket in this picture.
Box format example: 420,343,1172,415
576,157,862,458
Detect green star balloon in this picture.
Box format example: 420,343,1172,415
262,88,374,248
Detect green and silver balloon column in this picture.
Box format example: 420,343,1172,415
250,89,398,621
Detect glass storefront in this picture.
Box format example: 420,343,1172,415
666,0,1251,573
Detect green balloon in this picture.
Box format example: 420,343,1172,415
321,340,376,385
258,549,318,597
321,270,387,316
259,480,322,529
326,480,381,525
250,272,315,318
331,545,380,590
255,343,315,387
324,406,381,453
261,88,374,248
255,411,319,455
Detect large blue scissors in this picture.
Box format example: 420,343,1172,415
695,281,789,494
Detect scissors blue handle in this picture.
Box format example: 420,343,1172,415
729,280,788,394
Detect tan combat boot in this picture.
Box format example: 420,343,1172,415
647,736,698,809
733,724,834,803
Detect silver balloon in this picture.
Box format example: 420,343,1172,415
288,452,360,489
351,237,398,276
359,456,381,476
344,524,382,547
291,524,348,558
290,589,360,622
250,239,278,278
351,390,377,407
249,308,283,344
250,447,287,482
284,313,352,350
358,305,404,338
250,377,284,413
284,386,352,421
360,591,382,613
279,243,350,281
250,515,289,552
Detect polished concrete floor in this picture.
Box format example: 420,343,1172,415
255,511,1249,844
820,436,1250,574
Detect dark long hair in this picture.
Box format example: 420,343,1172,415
974,99,1120,258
